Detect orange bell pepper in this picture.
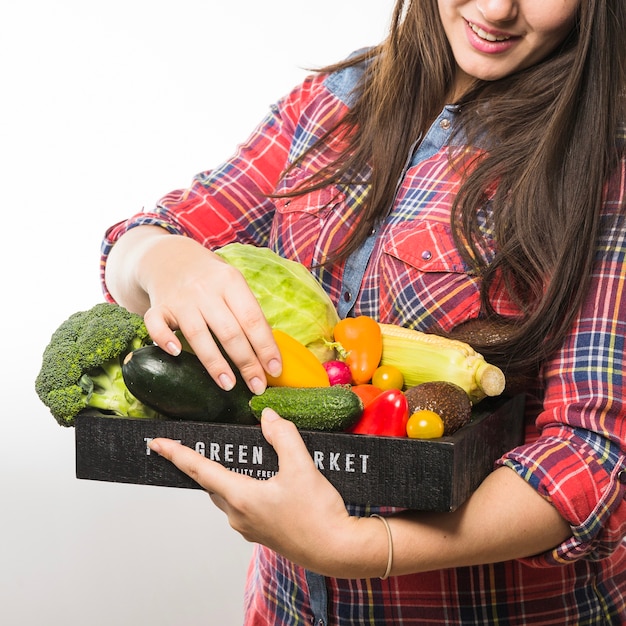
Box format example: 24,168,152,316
333,316,382,385
266,329,330,388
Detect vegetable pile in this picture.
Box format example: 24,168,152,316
36,247,506,440
251,314,500,439
122,308,502,439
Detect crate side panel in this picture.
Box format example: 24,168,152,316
75,395,525,511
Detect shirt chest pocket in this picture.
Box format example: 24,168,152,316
270,186,348,267
385,220,471,272
379,221,482,331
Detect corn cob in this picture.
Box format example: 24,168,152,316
378,323,505,403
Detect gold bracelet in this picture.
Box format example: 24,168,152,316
371,514,393,579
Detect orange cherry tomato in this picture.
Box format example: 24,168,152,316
371,365,404,391
333,316,382,385
406,410,445,439
351,384,384,407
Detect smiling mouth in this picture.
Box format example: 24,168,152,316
468,21,512,42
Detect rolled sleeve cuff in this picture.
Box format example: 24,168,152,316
496,426,626,566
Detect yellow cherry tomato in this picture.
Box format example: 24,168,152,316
406,409,445,439
371,364,404,391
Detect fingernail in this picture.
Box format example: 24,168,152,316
250,377,265,395
262,407,279,422
149,439,162,454
166,341,181,356
267,359,282,377
219,373,235,391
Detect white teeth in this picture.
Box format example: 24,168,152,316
469,22,511,42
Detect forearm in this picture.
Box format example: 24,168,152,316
148,410,574,581
330,466,571,579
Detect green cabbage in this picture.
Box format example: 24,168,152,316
215,243,339,362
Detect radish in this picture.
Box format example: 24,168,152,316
323,360,352,386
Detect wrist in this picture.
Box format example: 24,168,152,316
370,514,394,579
106,225,170,311
317,515,393,579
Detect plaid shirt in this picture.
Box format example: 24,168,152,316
101,61,626,624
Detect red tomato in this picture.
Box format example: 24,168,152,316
351,384,384,407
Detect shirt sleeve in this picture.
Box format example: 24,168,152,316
496,156,626,565
99,73,332,302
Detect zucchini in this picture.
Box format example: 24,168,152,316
122,345,255,423
249,385,363,431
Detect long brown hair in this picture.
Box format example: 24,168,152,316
285,0,626,377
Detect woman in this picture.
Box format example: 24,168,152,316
103,0,626,623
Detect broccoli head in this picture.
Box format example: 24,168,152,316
35,302,160,426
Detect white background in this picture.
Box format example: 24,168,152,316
1,1,393,624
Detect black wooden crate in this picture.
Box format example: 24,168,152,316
75,394,525,511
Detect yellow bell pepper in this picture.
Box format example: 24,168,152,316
266,329,330,388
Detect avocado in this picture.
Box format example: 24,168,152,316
404,381,472,435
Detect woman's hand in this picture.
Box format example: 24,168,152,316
105,226,282,394
148,409,390,578
148,406,572,578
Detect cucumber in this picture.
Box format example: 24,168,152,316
249,385,363,431
122,345,255,423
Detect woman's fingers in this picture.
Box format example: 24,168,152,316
148,411,362,574
222,291,283,381
145,305,241,391
147,410,314,499
148,436,250,496
259,408,318,473
140,244,282,393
